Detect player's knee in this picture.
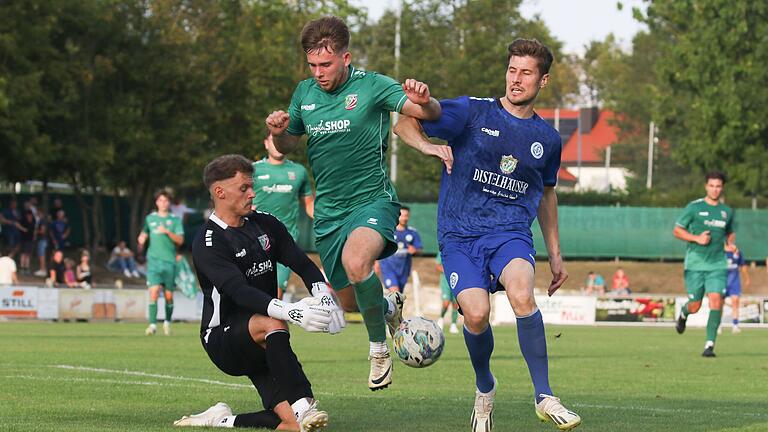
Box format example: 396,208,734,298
248,315,287,344
462,308,490,332
343,258,373,284
507,291,535,314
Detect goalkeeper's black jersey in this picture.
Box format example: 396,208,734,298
191,210,324,336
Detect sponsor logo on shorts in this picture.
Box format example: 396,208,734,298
367,218,378,225
449,272,459,289
531,141,544,159
223,326,230,332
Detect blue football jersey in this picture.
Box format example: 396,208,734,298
421,96,562,241
726,250,744,288
380,226,422,273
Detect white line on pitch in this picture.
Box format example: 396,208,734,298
45,365,768,419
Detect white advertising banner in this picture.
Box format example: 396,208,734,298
37,288,59,320
492,294,596,326
58,289,94,320
115,290,146,320
0,286,38,318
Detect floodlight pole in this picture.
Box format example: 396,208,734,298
389,0,402,183
647,121,655,189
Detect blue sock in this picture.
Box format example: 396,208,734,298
462,325,495,393
516,309,552,403
733,318,739,325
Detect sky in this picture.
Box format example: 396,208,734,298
351,0,647,55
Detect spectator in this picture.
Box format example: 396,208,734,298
1,199,23,258
170,197,195,224
49,197,64,221
584,271,606,295
63,258,79,288
49,209,71,251
107,241,141,278
612,267,631,295
76,249,92,288
48,250,66,287
24,197,40,223
0,248,18,286
33,210,49,277
18,209,36,275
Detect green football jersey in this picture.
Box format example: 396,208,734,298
142,212,184,263
251,158,312,235
675,198,734,271
286,65,407,221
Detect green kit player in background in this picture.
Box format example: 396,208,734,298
252,133,315,299
138,191,185,336
673,170,734,357
265,16,441,391
436,252,459,334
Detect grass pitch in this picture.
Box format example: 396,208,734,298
1,321,766,432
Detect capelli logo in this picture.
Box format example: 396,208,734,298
301,104,316,111
481,127,499,137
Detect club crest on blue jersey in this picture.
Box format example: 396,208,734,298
500,155,518,174
345,94,358,110
530,141,544,159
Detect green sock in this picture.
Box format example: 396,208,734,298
165,302,174,322
148,303,158,325
706,309,722,343
440,304,448,317
354,274,387,343
451,308,459,324
681,303,690,319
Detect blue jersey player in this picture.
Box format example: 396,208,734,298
724,244,749,334
377,206,423,293
394,39,581,432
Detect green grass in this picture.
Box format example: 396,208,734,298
1,322,767,431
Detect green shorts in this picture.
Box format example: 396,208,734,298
684,269,727,302
315,199,400,290
276,228,300,290
146,259,177,291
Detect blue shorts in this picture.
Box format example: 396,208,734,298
440,232,536,297
725,281,741,297
380,260,411,291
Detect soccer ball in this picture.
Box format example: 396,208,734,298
392,317,445,368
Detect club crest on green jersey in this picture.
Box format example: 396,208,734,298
500,155,518,174
345,94,358,110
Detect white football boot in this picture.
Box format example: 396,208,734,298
535,394,582,430
297,399,328,432
173,402,232,427
385,291,405,337
470,381,496,432
163,320,172,336
145,323,157,336
368,351,393,391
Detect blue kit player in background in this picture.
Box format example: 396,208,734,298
377,206,422,294
394,38,581,431
724,243,749,334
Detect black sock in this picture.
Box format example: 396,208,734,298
233,410,281,428
265,330,313,404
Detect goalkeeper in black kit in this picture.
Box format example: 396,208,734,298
174,154,344,432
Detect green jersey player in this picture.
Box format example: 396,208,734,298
252,133,315,299
137,191,185,336
266,16,441,391
673,170,734,357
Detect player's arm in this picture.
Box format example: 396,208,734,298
538,186,568,296
158,225,184,247
394,116,454,174
740,263,751,287
407,230,423,255
302,194,314,219
400,79,441,121
266,110,302,154
672,225,710,245
137,220,149,252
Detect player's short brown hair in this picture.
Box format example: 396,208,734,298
301,16,350,55
204,154,253,190
154,189,172,201
705,170,727,184
507,38,554,76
